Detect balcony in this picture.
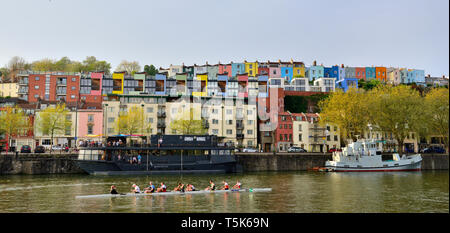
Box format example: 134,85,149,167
236,121,244,129
157,122,166,128
236,134,244,139
157,112,166,118
203,120,209,129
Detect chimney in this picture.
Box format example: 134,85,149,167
313,60,317,66
341,64,344,68
278,59,281,63
290,58,293,63
244,60,247,63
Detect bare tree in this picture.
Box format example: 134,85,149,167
115,60,141,75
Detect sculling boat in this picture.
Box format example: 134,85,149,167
325,139,422,172
75,188,272,199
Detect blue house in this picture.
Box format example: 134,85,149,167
231,63,245,77
306,65,324,81
407,69,425,84
155,73,166,95
280,67,293,82
365,67,376,80
336,78,359,92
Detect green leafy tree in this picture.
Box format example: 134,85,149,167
170,107,207,135
367,85,427,154
424,88,449,152
36,104,72,153
0,106,30,154
114,106,150,135
318,87,370,144
144,64,158,75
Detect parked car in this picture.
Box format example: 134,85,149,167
328,148,342,153
288,147,307,153
242,148,258,153
34,146,46,153
20,145,32,153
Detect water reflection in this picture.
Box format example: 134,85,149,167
0,171,447,213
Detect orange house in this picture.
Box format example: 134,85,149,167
375,67,387,82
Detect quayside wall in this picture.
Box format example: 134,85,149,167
0,153,448,175
235,153,449,172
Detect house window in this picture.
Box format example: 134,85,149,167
299,134,302,141
334,135,338,141
212,129,219,134
226,129,232,135
35,77,40,81
35,85,39,89
72,77,76,82
87,125,93,134
247,130,253,135
88,114,94,122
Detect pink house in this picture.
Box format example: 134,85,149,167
268,61,281,78
77,103,103,142
237,73,248,98
218,63,232,77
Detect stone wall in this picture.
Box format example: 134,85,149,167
0,154,84,175
236,153,449,172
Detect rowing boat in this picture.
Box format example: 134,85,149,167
75,188,272,199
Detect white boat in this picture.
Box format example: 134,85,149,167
75,188,272,199
325,139,422,172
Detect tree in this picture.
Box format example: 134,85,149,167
6,56,31,82
367,85,426,154
35,104,71,153
114,106,150,135
0,106,30,155
0,67,10,82
32,58,57,71
424,88,449,152
318,87,370,144
144,64,158,75
170,107,207,135
116,60,141,75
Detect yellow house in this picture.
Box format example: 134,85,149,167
192,73,208,97
244,61,258,77
112,72,124,94
292,61,305,78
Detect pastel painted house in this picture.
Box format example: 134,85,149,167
407,69,425,84
76,104,103,143
355,67,366,80
375,67,387,82
218,63,232,77
306,61,324,81
268,61,281,79
231,62,245,77
237,73,249,98
280,64,293,82
244,61,258,77
336,77,358,92
365,67,376,81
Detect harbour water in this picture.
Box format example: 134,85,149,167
0,171,448,213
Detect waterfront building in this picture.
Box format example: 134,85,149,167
292,60,306,78
257,62,270,76
399,68,408,84
274,112,293,152
76,103,103,144
182,64,194,79
168,64,183,78
375,66,387,82
344,67,356,79
291,113,340,152
0,83,19,97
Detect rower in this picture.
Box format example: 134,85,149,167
144,181,155,193
156,182,167,192
204,180,216,191
110,185,119,194
221,180,229,190
232,180,241,189
186,184,196,191
131,184,141,193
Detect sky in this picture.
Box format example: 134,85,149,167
0,0,448,76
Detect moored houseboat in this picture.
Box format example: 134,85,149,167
75,135,241,175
